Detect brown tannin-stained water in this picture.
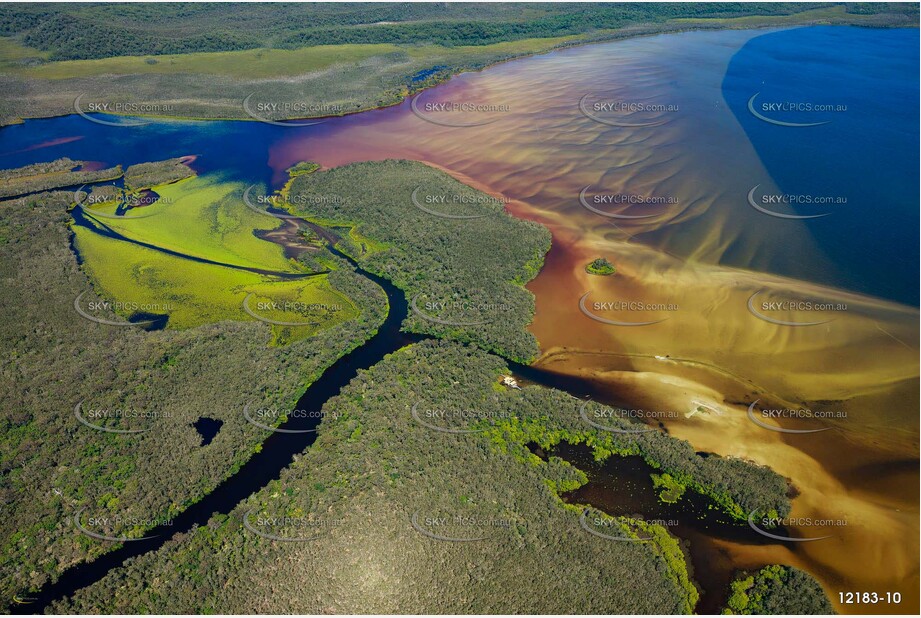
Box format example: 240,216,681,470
2,25,916,615
264,27,919,614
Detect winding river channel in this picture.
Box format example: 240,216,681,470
24,212,768,613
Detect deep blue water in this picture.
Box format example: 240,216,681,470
723,26,919,306
1,26,917,306
0,116,302,190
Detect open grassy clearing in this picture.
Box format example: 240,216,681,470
0,4,914,126
10,42,407,79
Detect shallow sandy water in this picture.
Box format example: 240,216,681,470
267,27,919,613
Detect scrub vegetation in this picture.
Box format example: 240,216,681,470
0,4,914,125
2,157,800,613
586,257,616,276
0,164,386,608
123,157,194,190
2,3,913,60
285,159,551,363
49,339,792,614
0,158,122,199
724,565,835,614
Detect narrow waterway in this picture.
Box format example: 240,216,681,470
19,208,775,614
6,25,915,613
533,442,787,614
19,223,421,613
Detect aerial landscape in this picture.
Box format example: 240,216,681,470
0,2,918,615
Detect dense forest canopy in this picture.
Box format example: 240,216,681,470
1,3,913,59
48,339,801,614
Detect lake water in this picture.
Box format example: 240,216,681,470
3,27,917,307
723,26,919,305
2,25,918,614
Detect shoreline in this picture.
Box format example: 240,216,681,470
2,14,916,128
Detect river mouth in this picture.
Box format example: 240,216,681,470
3,24,917,615
40,186,780,615
257,27,917,613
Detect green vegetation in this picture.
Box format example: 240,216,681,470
724,565,835,614
586,256,616,276
45,339,786,614
651,472,687,504
2,156,795,613
86,174,300,273
2,4,914,61
73,226,357,339
123,157,195,190
0,4,914,126
72,169,366,342
285,159,551,363
286,161,321,177
0,158,122,199
0,164,387,608
481,405,789,522
5,42,408,79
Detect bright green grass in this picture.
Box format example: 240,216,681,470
88,176,298,273
11,43,405,79
73,224,358,344
0,37,49,71
7,36,584,81
671,5,852,26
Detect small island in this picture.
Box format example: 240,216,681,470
586,257,616,276
286,161,321,177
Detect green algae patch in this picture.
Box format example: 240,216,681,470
72,171,360,343
73,225,357,342
87,175,299,273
